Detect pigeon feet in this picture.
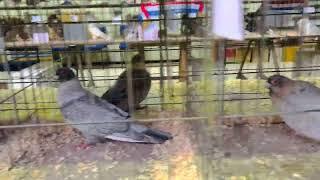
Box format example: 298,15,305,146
75,143,94,150
136,105,147,110
236,73,247,80
257,73,268,80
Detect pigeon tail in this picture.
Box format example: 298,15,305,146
105,132,166,144
144,128,173,141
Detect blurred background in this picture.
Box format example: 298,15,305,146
1,0,320,179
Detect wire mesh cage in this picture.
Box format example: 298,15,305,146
2,0,320,179
211,1,320,179
0,0,217,179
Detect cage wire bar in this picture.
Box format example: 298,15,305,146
1,2,212,163
2,0,320,179
159,0,166,111
0,1,318,115
0,3,212,129
0,3,270,119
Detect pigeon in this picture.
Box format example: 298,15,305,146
266,74,320,141
85,11,112,41
297,17,320,36
61,0,72,5
101,54,151,112
26,0,46,6
121,15,143,41
56,67,172,147
0,17,31,41
47,14,63,39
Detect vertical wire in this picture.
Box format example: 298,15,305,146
295,0,310,79
159,0,166,111
122,14,134,115
2,0,15,170
194,1,216,179
125,50,134,116
18,7,32,121
2,13,20,124
100,6,107,82
159,1,172,178
36,20,48,122
211,0,227,177
84,10,95,87
216,41,225,117
77,47,85,86
165,0,174,99
46,6,58,117
27,15,39,122
184,0,192,114
257,0,267,80
78,8,87,87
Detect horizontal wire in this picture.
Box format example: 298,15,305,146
0,84,33,104
1,108,320,130
0,5,317,18
2,37,320,53
221,108,320,119
3,37,320,50
0,92,266,105
0,116,209,130
0,66,315,105
1,65,320,84
0,65,55,104
3,66,318,83
2,17,208,25
0,1,211,10
221,68,320,76
3,45,206,54
1,62,319,81
0,96,271,111
3,33,320,50
0,67,315,105
3,38,319,56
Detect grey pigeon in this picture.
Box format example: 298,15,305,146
101,54,151,112
56,67,172,145
266,75,320,141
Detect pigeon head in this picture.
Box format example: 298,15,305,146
266,75,294,98
131,54,145,69
56,67,76,82
267,75,291,88
131,54,143,64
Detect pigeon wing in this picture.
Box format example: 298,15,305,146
101,70,128,106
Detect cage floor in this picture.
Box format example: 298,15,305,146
1,114,320,179
1,61,320,178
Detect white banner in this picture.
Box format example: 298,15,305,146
212,0,244,41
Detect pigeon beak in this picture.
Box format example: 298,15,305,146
265,82,272,88
53,75,59,81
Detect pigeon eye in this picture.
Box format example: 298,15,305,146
271,79,279,85
299,87,306,92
